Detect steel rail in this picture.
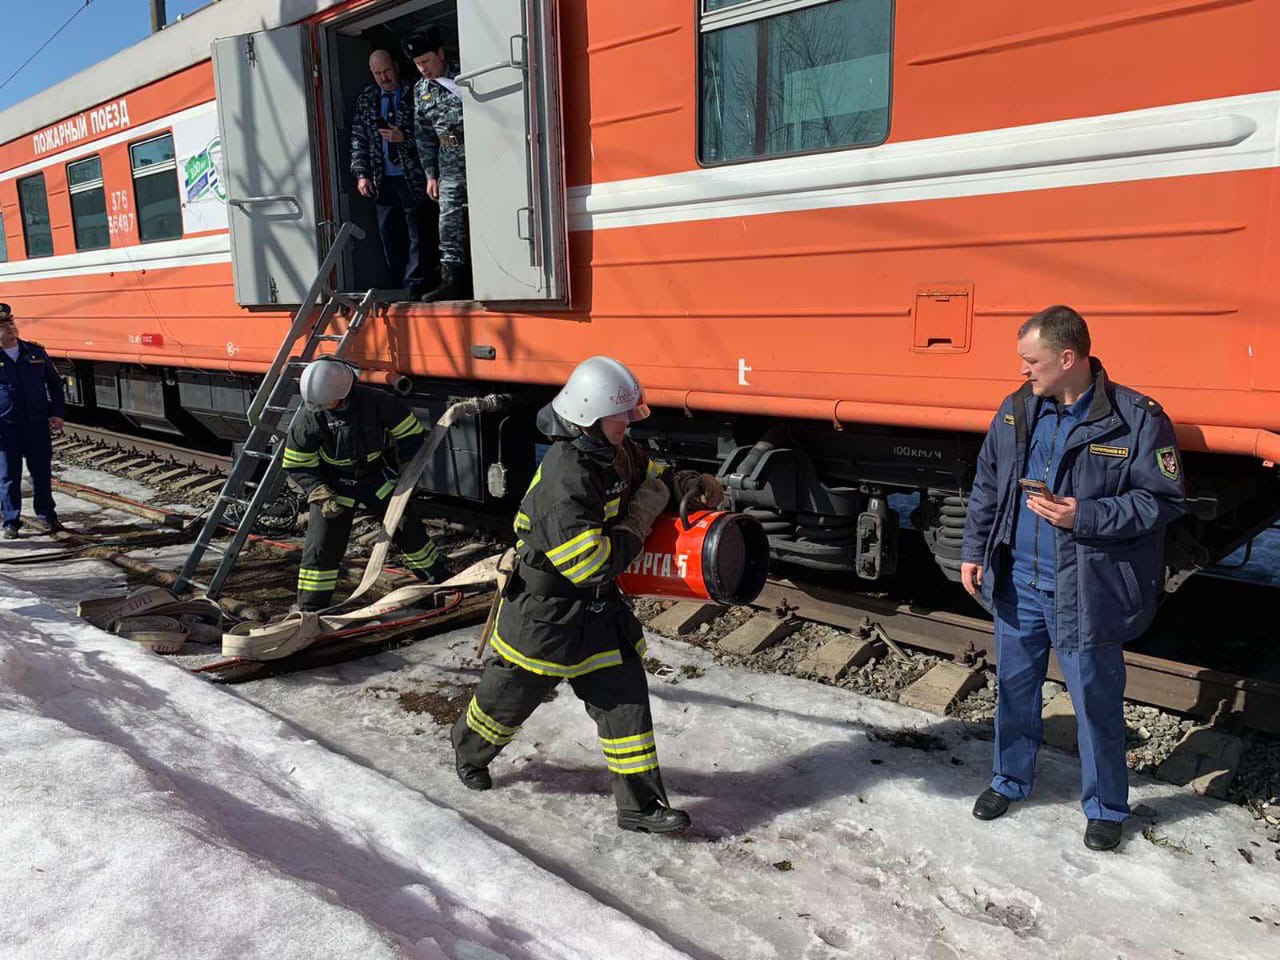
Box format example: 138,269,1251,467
58,424,233,474
755,579,1280,736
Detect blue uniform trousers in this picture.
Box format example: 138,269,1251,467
374,175,431,294
0,428,56,529
990,578,1130,822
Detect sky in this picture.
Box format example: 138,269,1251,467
0,0,213,115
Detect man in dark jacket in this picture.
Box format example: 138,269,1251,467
0,304,65,539
282,357,449,610
350,49,433,297
961,305,1185,851
451,356,723,834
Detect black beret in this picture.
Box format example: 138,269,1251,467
402,29,444,59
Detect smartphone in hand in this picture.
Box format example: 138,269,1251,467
1018,478,1058,503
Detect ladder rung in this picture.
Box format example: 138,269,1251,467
218,497,250,507
201,542,227,555
314,334,345,342
242,450,274,460
263,404,292,414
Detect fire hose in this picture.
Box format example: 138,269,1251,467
215,393,512,660
75,394,512,660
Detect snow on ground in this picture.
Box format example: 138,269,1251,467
0,571,694,960
2,477,1279,958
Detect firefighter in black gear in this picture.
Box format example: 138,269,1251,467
452,356,724,835
282,357,449,610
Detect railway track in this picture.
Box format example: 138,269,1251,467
50,422,1280,736
58,423,233,478
750,578,1280,737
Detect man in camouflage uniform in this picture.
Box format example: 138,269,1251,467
349,49,434,298
405,29,471,302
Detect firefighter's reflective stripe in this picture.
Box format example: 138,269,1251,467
466,696,519,746
283,447,320,468
545,527,604,571
319,450,356,466
490,630,624,678
298,566,339,590
600,731,659,775
401,542,440,571
388,412,424,440
335,496,357,508
604,496,621,519
563,538,611,584
635,635,648,657
375,479,396,499
512,466,544,534
645,459,666,481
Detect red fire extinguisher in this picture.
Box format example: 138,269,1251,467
616,492,769,605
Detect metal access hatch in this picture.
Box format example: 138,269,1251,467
457,0,568,303
213,25,324,307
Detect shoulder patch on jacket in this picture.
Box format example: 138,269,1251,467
1089,443,1130,458
1156,446,1180,480
1002,414,1016,426
1143,396,1163,415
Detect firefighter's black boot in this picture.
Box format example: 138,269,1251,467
420,262,471,303
616,801,691,835
455,753,492,791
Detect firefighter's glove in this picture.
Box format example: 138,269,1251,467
617,478,670,542
671,470,725,509
307,484,346,520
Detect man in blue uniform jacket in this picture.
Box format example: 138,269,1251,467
0,304,65,539
961,305,1185,851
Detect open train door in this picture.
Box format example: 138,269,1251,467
212,25,324,307
457,0,568,303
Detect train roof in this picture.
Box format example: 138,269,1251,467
0,0,337,148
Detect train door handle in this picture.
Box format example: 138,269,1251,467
456,35,528,86
229,195,302,212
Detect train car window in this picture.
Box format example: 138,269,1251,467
699,0,892,165
129,134,183,243
16,173,53,258
67,155,110,251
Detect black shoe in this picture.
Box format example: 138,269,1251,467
423,562,451,585
43,518,65,533
1084,818,1123,851
420,262,471,303
972,787,1013,821
455,755,492,791
617,802,692,835
2,526,17,540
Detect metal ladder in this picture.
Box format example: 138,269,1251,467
175,222,374,599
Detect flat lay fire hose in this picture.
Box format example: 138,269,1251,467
77,394,510,660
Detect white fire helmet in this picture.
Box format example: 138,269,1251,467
551,355,651,427
299,357,356,408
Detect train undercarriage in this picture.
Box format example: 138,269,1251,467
55,356,1280,596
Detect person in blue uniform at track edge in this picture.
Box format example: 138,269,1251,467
0,304,66,539
960,305,1185,851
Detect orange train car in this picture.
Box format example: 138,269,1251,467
0,0,1277,585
